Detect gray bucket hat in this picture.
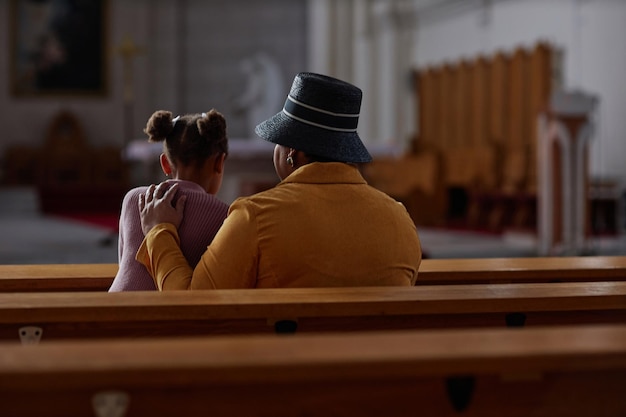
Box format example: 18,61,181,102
255,72,372,163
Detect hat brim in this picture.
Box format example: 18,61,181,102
255,111,372,163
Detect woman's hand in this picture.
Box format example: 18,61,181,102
139,182,186,236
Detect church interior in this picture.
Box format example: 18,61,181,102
1,0,625,262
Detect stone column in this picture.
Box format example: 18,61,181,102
537,91,598,255
306,0,417,150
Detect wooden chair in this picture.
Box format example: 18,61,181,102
37,111,129,214
91,146,129,187
362,147,446,226
440,146,500,227
2,146,43,185
42,110,92,186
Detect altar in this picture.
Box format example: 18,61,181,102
124,138,278,204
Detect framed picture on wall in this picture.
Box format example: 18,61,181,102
10,0,108,97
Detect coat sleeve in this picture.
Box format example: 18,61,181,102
191,198,259,289
136,198,259,290
136,223,194,290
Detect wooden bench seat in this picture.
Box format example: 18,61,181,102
2,256,626,292
1,282,625,343
1,324,626,416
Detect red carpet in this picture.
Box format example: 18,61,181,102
54,212,119,233
38,185,125,233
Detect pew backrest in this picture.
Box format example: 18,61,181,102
3,256,626,293
0,264,118,292
1,282,626,343
418,256,626,284
1,325,626,417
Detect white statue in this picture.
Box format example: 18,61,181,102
234,52,284,138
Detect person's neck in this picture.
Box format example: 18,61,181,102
173,172,211,194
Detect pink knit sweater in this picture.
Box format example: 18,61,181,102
109,179,229,291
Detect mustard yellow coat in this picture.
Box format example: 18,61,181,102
138,162,422,290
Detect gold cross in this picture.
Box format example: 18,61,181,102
115,34,144,102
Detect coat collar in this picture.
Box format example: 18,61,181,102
280,162,367,185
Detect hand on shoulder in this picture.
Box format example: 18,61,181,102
139,182,187,235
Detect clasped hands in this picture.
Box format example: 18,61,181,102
139,182,187,236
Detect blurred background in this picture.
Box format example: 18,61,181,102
0,0,625,263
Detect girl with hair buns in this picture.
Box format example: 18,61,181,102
109,109,229,291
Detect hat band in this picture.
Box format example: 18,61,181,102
282,96,359,132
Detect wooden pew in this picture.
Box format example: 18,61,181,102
1,324,626,417
419,256,626,284
1,282,625,343
0,263,118,292
2,256,626,292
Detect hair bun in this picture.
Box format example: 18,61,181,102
144,110,175,142
197,109,226,140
